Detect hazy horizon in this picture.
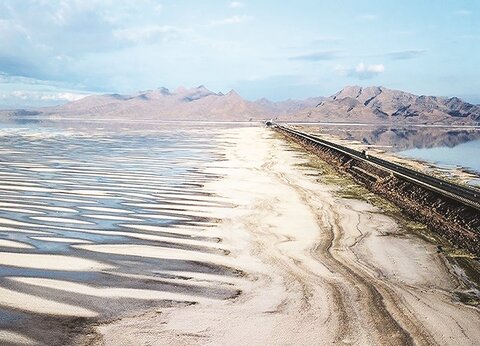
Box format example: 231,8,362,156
1,0,480,108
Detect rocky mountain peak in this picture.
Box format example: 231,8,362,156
333,85,362,100
254,97,272,105
304,86,480,124
173,86,188,94
226,89,241,98
195,85,210,92
333,85,385,101
6,85,478,125
158,87,171,95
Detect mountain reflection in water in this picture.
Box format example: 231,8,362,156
305,125,480,152
300,124,480,178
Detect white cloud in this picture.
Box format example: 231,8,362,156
0,0,178,82
113,25,182,43
0,71,95,107
0,90,89,103
209,15,253,26
41,92,88,102
229,1,245,8
335,62,385,80
356,62,384,73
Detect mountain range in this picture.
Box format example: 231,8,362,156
1,85,479,125
297,86,480,124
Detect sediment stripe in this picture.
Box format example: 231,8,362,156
0,286,97,317
0,252,113,271
72,244,235,267
0,239,34,249
10,277,216,304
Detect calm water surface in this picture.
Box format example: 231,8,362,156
0,118,239,345
400,139,480,173
302,124,480,175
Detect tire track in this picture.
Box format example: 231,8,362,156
271,140,436,345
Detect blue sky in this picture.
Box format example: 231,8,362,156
0,0,479,107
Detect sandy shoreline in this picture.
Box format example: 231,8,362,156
83,127,479,345
0,126,479,345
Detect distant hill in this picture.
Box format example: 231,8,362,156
1,85,479,124
292,86,480,125
11,86,323,121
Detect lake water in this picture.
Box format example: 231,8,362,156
400,139,480,173
0,119,238,345
300,124,480,176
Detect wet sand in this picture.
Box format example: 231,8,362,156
1,126,479,345
91,128,480,345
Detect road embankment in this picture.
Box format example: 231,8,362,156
275,125,480,256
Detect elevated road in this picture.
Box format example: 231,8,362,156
273,124,480,212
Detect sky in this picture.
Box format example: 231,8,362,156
0,0,479,108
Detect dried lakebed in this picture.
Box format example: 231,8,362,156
0,125,479,345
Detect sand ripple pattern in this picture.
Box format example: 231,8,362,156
0,128,237,345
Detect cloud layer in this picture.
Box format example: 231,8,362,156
386,49,427,60
290,50,342,61
0,1,479,106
